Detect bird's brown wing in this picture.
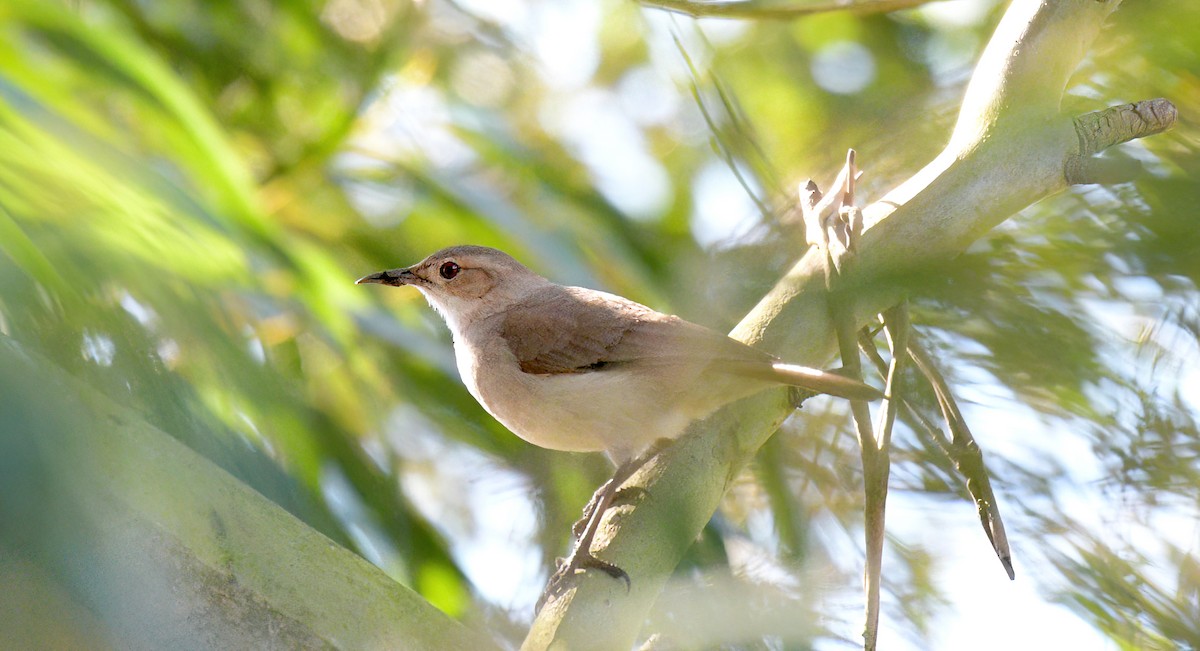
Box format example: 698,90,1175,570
497,286,768,375
496,285,881,400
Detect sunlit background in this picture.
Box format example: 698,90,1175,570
1,0,1197,648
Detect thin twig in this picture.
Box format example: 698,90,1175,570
907,339,1014,579
858,306,907,651
859,328,1014,580
875,306,909,452
671,30,777,222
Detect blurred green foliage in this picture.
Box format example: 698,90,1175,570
0,0,1197,648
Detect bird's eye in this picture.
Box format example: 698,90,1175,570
439,261,461,280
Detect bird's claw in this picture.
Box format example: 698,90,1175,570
536,551,630,613
579,553,631,590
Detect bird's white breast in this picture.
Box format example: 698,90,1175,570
451,323,694,464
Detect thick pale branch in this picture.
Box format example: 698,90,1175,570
524,1,1175,649
0,338,490,651
950,0,1116,143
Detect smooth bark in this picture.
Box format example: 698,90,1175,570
0,337,494,651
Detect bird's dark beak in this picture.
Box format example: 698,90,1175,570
356,267,417,287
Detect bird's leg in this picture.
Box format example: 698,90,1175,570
539,473,628,612
570,466,656,540
538,438,673,612
570,474,616,541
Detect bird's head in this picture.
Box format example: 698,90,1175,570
357,245,548,330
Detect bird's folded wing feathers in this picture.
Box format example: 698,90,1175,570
497,286,882,401
497,286,766,375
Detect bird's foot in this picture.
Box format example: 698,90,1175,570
538,442,670,614
578,552,630,585
536,549,630,612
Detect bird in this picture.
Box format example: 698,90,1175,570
357,245,881,603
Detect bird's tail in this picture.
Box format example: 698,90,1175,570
767,362,883,401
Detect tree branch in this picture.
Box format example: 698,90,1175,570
523,1,1176,649
0,337,492,651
